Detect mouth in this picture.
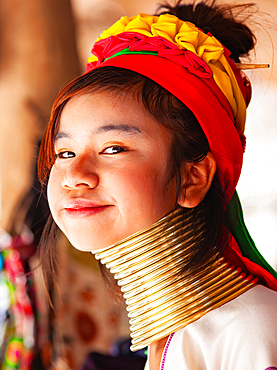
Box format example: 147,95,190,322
64,199,111,219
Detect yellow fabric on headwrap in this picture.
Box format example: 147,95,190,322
88,13,246,131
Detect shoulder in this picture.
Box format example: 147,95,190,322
186,285,277,333
214,284,277,328
166,286,277,369
179,285,277,337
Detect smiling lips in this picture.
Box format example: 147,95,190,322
64,199,110,218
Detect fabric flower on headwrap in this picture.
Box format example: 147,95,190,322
87,13,246,132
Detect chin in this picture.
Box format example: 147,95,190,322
65,233,109,252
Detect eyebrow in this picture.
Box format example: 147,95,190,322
94,124,142,135
54,124,142,143
54,132,71,142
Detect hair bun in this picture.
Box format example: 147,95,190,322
157,0,256,62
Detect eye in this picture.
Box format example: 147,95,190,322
101,146,127,155
56,151,75,159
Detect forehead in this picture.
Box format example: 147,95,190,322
57,91,169,139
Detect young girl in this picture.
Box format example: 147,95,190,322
39,1,277,369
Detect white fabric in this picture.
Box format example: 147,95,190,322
144,285,277,370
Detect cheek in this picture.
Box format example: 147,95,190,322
114,164,155,193
47,168,61,216
112,163,175,210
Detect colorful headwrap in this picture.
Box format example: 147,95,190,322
85,13,277,291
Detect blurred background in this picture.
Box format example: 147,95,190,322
0,0,276,369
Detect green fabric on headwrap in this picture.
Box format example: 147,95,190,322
228,191,277,279
105,48,159,61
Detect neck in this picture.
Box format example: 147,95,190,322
93,207,257,351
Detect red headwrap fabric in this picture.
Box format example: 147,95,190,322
84,16,277,292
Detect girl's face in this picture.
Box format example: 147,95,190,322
47,91,178,251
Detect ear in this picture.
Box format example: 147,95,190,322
177,152,216,208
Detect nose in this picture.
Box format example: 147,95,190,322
61,156,99,190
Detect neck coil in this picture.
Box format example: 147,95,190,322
93,208,258,351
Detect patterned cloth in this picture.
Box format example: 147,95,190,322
0,230,35,370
